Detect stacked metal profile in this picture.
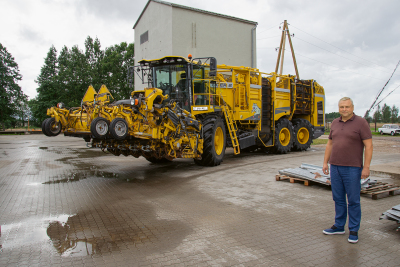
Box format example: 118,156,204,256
380,204,400,231
279,164,331,185
279,164,373,187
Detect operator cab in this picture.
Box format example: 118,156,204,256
130,56,217,112
153,62,190,110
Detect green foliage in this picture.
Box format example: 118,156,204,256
391,105,399,123
102,42,135,100
382,103,391,123
0,43,28,130
325,112,340,121
368,104,400,123
373,104,382,122
30,37,135,126
364,110,372,122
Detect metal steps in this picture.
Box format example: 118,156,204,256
222,102,240,155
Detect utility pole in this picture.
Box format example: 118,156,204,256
275,20,300,79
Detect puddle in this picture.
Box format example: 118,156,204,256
0,214,100,257
39,147,48,150
43,167,121,184
0,214,72,251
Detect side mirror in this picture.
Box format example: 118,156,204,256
209,57,217,76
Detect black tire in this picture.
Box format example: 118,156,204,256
109,118,129,141
292,119,314,151
144,156,172,164
194,116,226,166
45,117,62,136
273,118,294,154
380,131,383,135
90,117,109,139
391,131,395,136
42,118,52,136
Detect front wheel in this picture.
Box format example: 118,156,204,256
45,117,62,136
194,116,226,166
391,131,395,136
110,118,129,140
42,118,52,136
380,131,383,135
90,117,109,139
273,119,294,154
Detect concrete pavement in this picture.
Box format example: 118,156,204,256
0,135,399,266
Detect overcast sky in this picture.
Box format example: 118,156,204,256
2,0,400,115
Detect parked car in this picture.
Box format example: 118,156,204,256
378,124,400,136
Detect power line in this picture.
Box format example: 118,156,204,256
367,60,400,112
290,24,393,72
294,51,393,82
373,84,400,108
257,35,281,40
293,36,399,77
257,25,280,35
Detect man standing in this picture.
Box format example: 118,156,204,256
322,97,373,243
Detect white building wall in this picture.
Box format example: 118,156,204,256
134,1,257,90
171,7,256,68
134,2,173,90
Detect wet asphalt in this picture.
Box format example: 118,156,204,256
0,134,400,266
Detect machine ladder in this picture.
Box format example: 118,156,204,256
222,102,240,155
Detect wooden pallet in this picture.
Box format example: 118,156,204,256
276,174,314,186
276,174,400,200
361,182,400,200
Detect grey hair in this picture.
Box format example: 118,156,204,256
338,97,354,106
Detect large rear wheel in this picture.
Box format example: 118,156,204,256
90,117,109,139
292,119,313,151
194,116,226,166
273,118,294,154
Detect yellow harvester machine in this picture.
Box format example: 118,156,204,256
42,54,325,166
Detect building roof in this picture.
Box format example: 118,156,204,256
133,0,258,29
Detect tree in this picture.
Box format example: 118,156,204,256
373,105,382,122
364,110,372,123
31,37,135,125
325,112,340,121
391,104,399,123
30,45,60,125
382,103,391,123
102,42,135,100
0,43,28,130
85,36,105,89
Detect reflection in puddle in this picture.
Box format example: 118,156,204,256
0,214,72,252
0,214,98,257
47,219,97,257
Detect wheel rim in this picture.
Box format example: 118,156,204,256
214,127,224,155
114,121,127,137
279,128,290,146
50,121,60,134
96,121,108,136
297,127,309,144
